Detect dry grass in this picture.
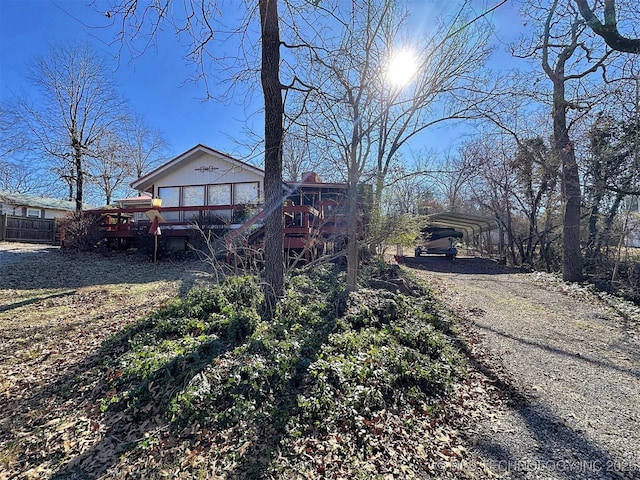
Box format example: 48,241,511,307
0,244,211,478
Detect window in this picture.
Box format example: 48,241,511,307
27,208,41,218
182,185,205,206
157,187,180,222
208,184,232,205
158,187,179,207
233,182,260,204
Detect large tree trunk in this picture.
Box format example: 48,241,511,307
259,0,284,312
74,145,83,212
552,80,583,282
346,178,359,291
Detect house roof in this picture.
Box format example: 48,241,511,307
286,181,349,190
131,144,264,192
0,190,77,212
425,211,502,238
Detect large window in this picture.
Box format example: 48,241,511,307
182,185,205,206
158,186,180,222
208,184,232,206
234,182,260,204
158,187,179,206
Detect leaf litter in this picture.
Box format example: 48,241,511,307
2,244,514,479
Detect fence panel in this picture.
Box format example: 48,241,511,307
0,215,57,243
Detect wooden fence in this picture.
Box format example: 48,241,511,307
0,215,57,244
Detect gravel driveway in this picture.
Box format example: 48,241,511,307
406,256,640,480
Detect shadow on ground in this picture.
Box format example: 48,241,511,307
399,255,523,275
435,274,640,479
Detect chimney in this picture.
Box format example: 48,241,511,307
302,172,321,183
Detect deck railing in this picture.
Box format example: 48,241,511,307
88,204,261,236
84,200,358,262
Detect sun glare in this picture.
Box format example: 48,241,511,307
387,50,418,87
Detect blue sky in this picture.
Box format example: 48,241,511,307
0,0,262,160
1,0,523,164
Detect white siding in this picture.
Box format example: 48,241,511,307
152,151,263,191
42,208,70,219
0,202,70,219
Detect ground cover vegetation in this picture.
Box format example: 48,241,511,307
0,249,485,479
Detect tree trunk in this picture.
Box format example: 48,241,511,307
552,80,583,282
74,145,83,212
368,173,385,256
504,200,518,265
586,201,601,260
346,177,359,291
67,170,74,203
259,0,284,313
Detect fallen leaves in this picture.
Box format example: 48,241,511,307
0,246,511,480
0,247,194,478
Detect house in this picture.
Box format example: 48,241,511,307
87,144,360,261
130,144,264,224
0,190,76,219
0,191,78,244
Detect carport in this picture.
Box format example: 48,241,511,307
424,211,504,257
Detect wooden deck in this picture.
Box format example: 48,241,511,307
83,201,355,263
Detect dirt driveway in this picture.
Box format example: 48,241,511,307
0,241,59,266
405,256,640,480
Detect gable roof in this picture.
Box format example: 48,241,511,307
0,190,77,212
131,144,264,192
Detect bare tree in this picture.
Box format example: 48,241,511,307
516,0,615,281
89,132,134,205
0,105,38,194
0,104,27,161
299,0,384,290
430,146,481,212
0,162,35,194
282,126,330,182
475,101,564,269
298,0,499,290
383,162,434,216
584,112,640,260
121,114,169,179
510,137,561,267
572,0,640,53
468,136,521,263
13,42,127,211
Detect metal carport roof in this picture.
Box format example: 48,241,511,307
425,212,502,238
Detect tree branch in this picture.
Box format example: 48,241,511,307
573,0,640,53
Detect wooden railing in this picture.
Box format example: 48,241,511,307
87,204,260,237
84,200,357,262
